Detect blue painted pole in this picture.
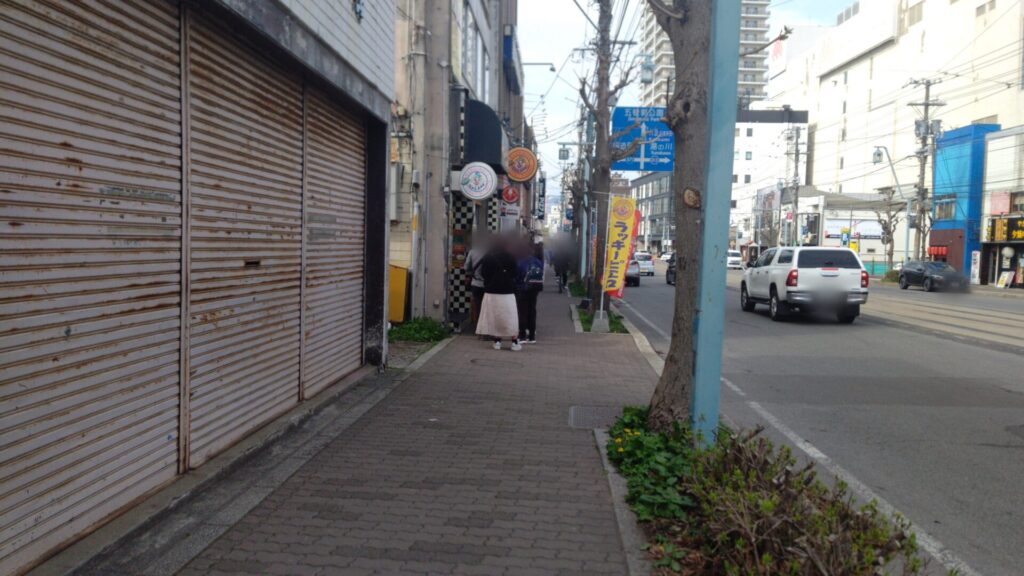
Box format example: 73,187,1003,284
691,0,741,443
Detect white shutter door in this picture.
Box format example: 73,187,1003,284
0,1,182,572
302,89,366,397
185,6,303,466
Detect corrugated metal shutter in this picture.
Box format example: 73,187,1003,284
0,0,182,572
185,6,303,466
302,89,366,397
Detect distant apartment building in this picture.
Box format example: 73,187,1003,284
635,0,770,254
640,0,769,107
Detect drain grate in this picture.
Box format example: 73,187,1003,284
568,405,625,429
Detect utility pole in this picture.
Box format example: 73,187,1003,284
577,0,640,325
789,126,802,246
907,78,944,259
775,179,784,246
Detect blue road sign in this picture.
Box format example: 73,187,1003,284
611,107,674,172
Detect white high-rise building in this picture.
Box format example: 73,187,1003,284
639,0,769,107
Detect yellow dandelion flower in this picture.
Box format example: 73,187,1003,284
617,447,624,453
614,437,622,444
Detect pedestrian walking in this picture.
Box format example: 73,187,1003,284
476,236,521,351
553,244,571,294
516,242,544,343
464,231,489,326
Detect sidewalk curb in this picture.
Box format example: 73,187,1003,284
395,336,455,379
31,338,457,576
568,293,584,333
612,303,665,377
595,429,652,576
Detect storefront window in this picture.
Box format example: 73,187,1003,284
1011,191,1024,213
935,196,956,220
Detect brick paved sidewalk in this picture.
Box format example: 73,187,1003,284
81,285,658,576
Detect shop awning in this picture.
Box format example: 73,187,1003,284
463,98,507,174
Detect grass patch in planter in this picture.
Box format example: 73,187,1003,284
607,406,925,575
388,317,449,343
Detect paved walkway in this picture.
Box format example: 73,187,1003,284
78,283,657,576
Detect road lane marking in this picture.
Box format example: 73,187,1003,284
615,297,671,341
722,378,746,397
722,377,982,576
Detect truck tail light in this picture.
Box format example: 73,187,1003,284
786,269,799,287
861,270,869,288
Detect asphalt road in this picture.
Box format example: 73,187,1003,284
614,262,1024,576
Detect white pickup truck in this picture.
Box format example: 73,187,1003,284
740,247,869,323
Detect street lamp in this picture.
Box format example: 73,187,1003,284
873,145,912,264
523,62,556,72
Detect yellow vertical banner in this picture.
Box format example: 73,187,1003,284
601,196,637,294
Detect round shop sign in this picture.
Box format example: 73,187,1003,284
501,185,520,204
460,162,498,200
506,147,538,182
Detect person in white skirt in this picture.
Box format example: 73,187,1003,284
476,236,521,351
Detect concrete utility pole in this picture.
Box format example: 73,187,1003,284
577,0,641,323
789,126,802,246
907,78,944,259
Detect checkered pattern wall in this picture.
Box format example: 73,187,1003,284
448,194,475,317
487,198,499,232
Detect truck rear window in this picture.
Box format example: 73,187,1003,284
797,250,861,269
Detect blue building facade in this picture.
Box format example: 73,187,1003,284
930,124,1000,273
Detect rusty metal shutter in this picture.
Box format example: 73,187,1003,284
302,89,366,397
185,7,303,467
0,0,182,573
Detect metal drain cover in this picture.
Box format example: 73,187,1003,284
568,406,625,429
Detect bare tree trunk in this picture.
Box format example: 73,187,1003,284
646,0,711,433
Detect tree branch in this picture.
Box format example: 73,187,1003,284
739,26,792,57
610,136,644,162
610,120,641,142
609,61,637,97
578,77,597,117
646,0,684,22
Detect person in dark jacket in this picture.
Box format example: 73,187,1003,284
516,242,544,343
476,236,521,350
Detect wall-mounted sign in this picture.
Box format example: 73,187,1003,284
501,185,520,204
825,219,883,240
506,147,538,182
459,162,498,200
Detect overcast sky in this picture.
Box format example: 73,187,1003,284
517,0,851,201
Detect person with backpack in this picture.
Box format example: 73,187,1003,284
516,242,545,344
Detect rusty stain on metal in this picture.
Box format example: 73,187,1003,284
98,185,177,203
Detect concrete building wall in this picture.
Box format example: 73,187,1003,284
277,0,396,99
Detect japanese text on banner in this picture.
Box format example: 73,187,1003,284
601,197,637,295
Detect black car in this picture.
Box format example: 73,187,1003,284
666,259,676,285
899,260,970,292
